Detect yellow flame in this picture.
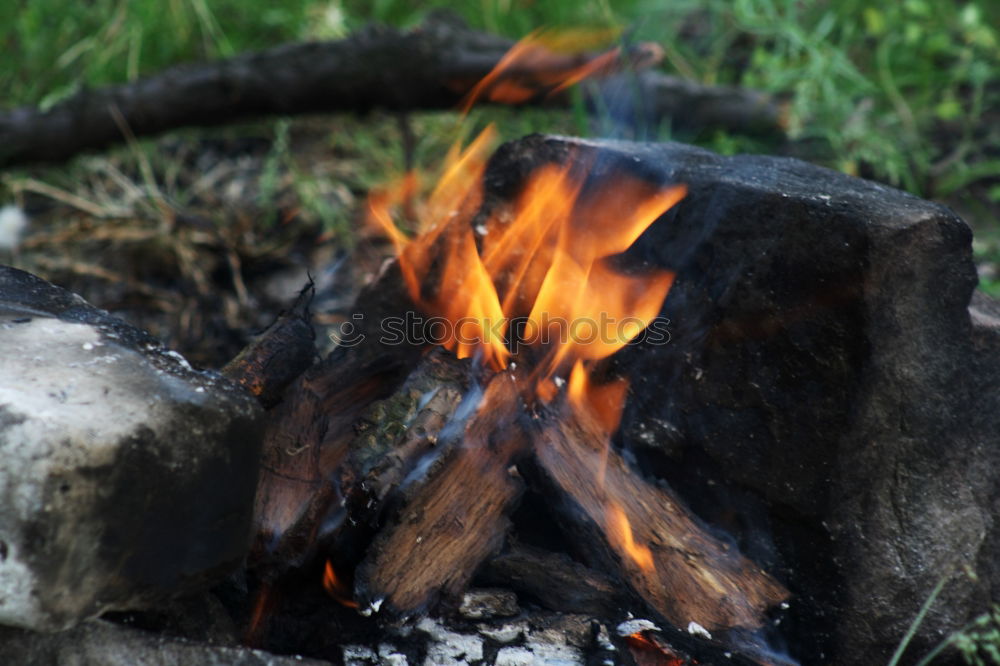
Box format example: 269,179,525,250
607,504,655,572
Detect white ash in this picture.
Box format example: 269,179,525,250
595,624,616,652
378,643,409,666
416,617,484,665
458,588,519,619
342,645,378,665
686,621,712,640
477,622,525,644
360,597,384,617
494,646,534,666
615,619,660,636
520,640,582,666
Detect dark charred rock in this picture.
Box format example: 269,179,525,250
482,135,994,664
0,266,263,631
0,620,331,666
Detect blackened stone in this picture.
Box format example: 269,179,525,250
482,135,993,664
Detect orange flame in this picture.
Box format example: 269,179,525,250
460,27,624,112
568,360,628,436
370,137,685,388
607,504,655,572
367,28,685,387
365,30,684,588
322,560,358,609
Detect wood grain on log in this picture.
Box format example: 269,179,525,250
530,402,788,631
355,370,527,615
0,20,784,168
250,351,414,569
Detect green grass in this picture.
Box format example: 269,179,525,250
1,0,998,257
0,0,320,109
2,1,996,204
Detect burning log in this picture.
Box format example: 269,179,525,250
528,400,788,632
345,350,469,516
343,356,786,632
249,264,423,572
0,19,784,169
355,370,527,615
229,29,796,659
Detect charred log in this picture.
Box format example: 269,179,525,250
477,541,628,617
249,263,423,573
222,283,316,408
324,348,471,566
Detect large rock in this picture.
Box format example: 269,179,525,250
0,266,263,631
483,136,996,664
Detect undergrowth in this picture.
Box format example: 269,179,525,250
0,1,997,270
2,2,995,191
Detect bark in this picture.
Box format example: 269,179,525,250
248,262,423,573
0,19,784,168
221,283,316,408
354,369,528,615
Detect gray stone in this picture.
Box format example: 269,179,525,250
0,620,331,666
0,266,263,631
483,136,998,663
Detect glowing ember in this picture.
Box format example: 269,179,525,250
624,631,689,666
323,560,359,609
244,582,273,647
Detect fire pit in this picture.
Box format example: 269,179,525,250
222,127,995,665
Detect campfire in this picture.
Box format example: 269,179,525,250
240,32,789,664
5,17,992,666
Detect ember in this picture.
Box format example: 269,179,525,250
322,561,358,609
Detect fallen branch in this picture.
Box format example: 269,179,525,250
0,19,785,168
